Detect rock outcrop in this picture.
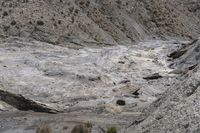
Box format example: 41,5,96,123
127,67,200,133
127,40,200,133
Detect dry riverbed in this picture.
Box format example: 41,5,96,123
0,37,184,132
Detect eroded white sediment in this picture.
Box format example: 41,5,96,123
0,38,180,113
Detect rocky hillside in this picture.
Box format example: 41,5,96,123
0,0,200,133
128,68,200,133
0,0,200,46
127,39,200,133
170,0,200,18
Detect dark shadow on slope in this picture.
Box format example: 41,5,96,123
0,89,61,114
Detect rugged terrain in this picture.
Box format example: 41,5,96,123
0,0,200,133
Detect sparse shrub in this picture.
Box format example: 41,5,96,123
54,23,57,27
3,25,10,32
71,122,92,133
29,21,32,24
74,9,79,14
86,1,90,7
116,0,121,5
3,11,8,16
69,7,74,13
107,127,117,133
58,20,62,24
36,124,52,133
37,20,44,25
79,1,84,5
11,20,16,26
85,121,92,128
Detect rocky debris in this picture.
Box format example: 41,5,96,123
132,89,140,98
0,0,199,46
116,100,126,106
169,0,200,19
168,49,189,60
127,66,200,133
0,89,60,113
143,73,163,80
188,64,198,70
168,39,198,59
94,39,200,133
169,39,200,70
169,64,198,75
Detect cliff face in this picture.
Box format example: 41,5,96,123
0,0,199,46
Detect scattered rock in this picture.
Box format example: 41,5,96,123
168,50,186,59
188,64,198,70
143,73,162,80
88,76,101,81
168,39,198,59
119,79,130,84
63,126,69,130
118,61,125,64
116,100,126,106
10,20,16,26
3,11,8,16
132,89,140,98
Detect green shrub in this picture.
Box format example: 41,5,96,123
107,127,117,133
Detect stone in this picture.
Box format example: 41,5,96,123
143,73,162,80
116,100,126,106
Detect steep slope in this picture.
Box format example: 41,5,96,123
0,0,200,46
0,0,117,45
127,66,200,133
106,0,200,38
169,0,200,19
127,40,200,133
